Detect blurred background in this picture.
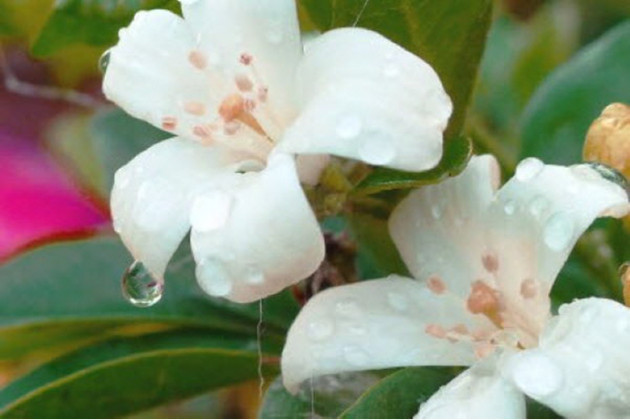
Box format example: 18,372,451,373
0,0,629,417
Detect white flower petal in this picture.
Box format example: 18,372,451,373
416,355,526,419
390,156,629,345
390,155,500,298
279,28,452,172
111,137,240,280
281,277,492,394
103,10,227,140
509,298,630,418
179,0,302,125
190,154,325,303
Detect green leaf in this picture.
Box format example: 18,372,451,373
260,372,381,419
339,367,455,419
353,135,472,195
0,330,275,418
91,108,170,195
520,21,630,164
298,0,493,137
31,0,180,57
0,236,299,359
526,397,562,419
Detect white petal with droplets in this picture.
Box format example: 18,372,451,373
190,154,325,303
111,137,240,280
416,355,526,419
508,298,630,418
282,277,493,393
279,28,452,171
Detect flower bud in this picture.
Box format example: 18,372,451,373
584,103,630,178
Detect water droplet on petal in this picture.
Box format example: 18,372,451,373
343,346,369,366
586,162,629,191
244,265,265,285
122,261,163,307
512,351,563,398
528,195,549,219
543,212,574,251
336,115,363,139
196,258,233,297
383,63,399,78
358,138,396,166
190,191,232,232
99,49,111,74
503,199,517,215
387,292,408,311
335,298,361,317
515,157,544,182
307,319,334,341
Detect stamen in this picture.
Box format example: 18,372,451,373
474,342,495,359
481,251,499,273
224,121,241,135
258,86,269,102
184,101,206,116
193,125,214,144
161,116,177,131
235,74,254,92
425,324,447,339
219,94,245,122
520,278,538,299
240,53,253,66
466,280,503,327
427,275,446,294
188,50,207,70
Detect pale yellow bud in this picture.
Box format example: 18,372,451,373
584,103,630,178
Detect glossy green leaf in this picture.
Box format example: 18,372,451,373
31,0,180,57
339,367,455,419
91,108,170,194
260,372,381,419
520,21,630,164
353,135,472,195
298,0,492,137
0,330,275,418
0,236,299,359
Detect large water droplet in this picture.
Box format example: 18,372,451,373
515,157,544,182
190,191,232,232
122,261,163,307
358,138,396,166
343,346,369,366
543,212,574,251
511,351,563,398
99,49,111,74
196,258,233,297
307,319,334,341
336,115,363,140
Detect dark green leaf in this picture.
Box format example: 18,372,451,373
91,108,170,194
0,330,275,418
353,136,472,195
260,372,381,419
0,237,299,359
520,21,630,164
31,0,180,57
526,397,563,419
339,367,455,419
298,0,493,137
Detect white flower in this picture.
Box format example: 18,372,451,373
103,0,452,303
281,155,630,418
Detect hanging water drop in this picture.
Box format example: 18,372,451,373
515,157,544,182
122,261,163,307
543,212,574,251
99,49,112,74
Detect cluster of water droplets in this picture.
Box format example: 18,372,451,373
121,261,164,307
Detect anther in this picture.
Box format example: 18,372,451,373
520,278,538,299
427,275,446,294
240,53,253,65
467,281,502,325
184,101,206,116
235,74,254,92
161,116,177,131
425,324,447,339
219,94,245,122
481,251,499,273
188,50,207,70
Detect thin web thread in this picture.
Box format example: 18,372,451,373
353,0,372,26
257,299,265,400
0,44,100,108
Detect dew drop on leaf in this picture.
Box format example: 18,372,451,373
122,261,164,308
